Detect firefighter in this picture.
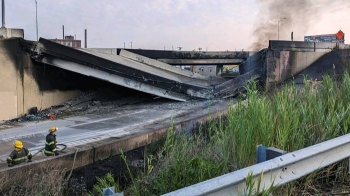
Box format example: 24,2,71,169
7,140,32,167
44,126,59,156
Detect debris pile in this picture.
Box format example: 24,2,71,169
1,87,155,125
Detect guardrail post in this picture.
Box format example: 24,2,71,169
267,147,287,160
257,144,287,164
256,144,267,163
102,186,124,196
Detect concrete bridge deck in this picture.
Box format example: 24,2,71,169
30,38,231,101
87,48,251,65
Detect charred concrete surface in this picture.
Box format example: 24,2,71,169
87,48,249,65
117,48,250,65
0,38,87,120
214,68,262,98
0,98,233,192
292,49,350,84
1,38,177,121
241,40,350,92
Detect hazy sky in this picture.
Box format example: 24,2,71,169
5,0,350,51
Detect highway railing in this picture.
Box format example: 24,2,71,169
163,133,350,196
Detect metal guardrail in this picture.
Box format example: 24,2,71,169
163,133,350,196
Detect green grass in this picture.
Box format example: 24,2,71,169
91,72,350,195
86,172,120,196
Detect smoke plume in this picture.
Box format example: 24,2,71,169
250,0,349,51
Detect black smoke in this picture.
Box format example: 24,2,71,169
250,0,349,51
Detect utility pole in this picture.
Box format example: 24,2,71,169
130,41,132,49
1,0,5,28
35,0,38,41
278,17,286,40
124,42,125,49
84,29,87,48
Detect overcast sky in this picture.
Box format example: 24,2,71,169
5,0,350,51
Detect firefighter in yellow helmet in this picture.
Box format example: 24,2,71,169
44,126,59,156
7,140,32,167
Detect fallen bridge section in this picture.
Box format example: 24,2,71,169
214,68,262,98
30,38,225,101
118,49,212,80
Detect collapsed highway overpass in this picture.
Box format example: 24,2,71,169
1,37,349,121
24,38,261,101
27,38,350,103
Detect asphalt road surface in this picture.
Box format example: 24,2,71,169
0,99,229,167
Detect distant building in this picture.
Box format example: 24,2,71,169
49,35,81,48
304,30,345,43
191,65,217,76
220,65,239,78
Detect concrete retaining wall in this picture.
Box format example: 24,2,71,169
0,28,24,39
266,51,327,87
0,38,81,120
264,40,350,91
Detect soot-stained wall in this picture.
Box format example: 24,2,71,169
0,38,115,120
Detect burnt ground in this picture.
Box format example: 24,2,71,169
67,146,146,195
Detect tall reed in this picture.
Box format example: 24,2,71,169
101,72,350,195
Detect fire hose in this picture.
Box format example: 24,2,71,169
32,144,67,158
28,143,79,182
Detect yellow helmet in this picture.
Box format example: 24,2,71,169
49,126,58,133
14,140,23,149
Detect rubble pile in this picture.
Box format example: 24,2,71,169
1,87,157,125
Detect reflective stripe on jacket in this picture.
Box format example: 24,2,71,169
45,133,57,155
7,148,32,165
